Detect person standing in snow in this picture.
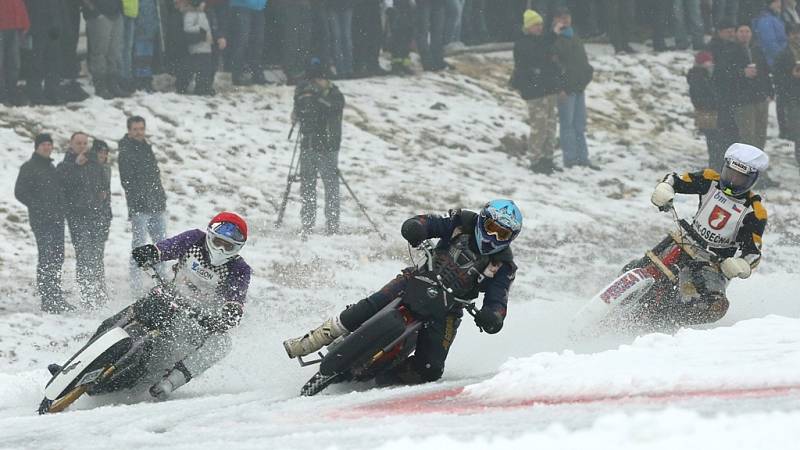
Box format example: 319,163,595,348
512,9,563,175
687,51,724,169
175,0,216,95
118,115,168,295
15,133,75,313
57,136,113,306
293,57,345,236
284,200,522,385
627,143,768,326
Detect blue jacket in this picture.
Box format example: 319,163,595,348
229,0,267,10
752,10,787,67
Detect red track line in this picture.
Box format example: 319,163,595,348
329,384,800,419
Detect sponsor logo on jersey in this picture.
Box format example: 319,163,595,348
693,222,735,247
191,260,215,281
708,205,732,230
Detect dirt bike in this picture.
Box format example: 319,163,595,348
294,240,483,396
38,268,198,414
570,205,721,337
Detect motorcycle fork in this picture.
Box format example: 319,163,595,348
369,307,421,366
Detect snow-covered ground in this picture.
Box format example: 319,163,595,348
1,43,798,449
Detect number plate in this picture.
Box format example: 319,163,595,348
77,368,104,386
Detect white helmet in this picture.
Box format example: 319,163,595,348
720,143,769,196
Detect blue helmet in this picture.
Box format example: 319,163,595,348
474,199,523,255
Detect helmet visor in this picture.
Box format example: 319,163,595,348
720,163,757,195
211,236,239,252
483,217,514,241
209,222,246,243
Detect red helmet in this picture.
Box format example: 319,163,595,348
206,212,248,266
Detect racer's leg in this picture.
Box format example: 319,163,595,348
672,263,729,326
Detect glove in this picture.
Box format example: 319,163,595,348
474,308,504,334
651,182,675,210
720,257,751,279
401,218,426,248
197,303,243,334
132,244,160,268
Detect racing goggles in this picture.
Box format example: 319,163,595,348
720,159,757,195
483,217,514,241
209,222,245,251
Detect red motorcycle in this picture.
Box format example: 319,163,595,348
570,207,720,337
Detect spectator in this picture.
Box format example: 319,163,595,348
118,116,168,293
416,0,447,71
567,0,601,38
552,7,595,168
24,1,68,104
783,0,800,27
462,0,489,45
512,9,563,174
708,18,739,59
229,0,267,86
674,0,707,50
606,0,637,54
353,0,387,76
711,20,743,155
388,0,415,74
444,0,466,49
643,0,672,52
84,0,130,99
293,58,345,237
175,0,216,95
752,0,787,67
327,0,355,78
774,22,800,171
688,51,725,168
0,0,29,106
121,0,138,90
205,0,230,84
62,0,90,102
14,133,73,313
276,0,317,84
713,0,740,27
133,0,161,92
57,134,113,306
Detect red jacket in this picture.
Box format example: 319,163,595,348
0,0,30,31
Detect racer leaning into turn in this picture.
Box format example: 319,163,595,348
49,212,251,400
283,199,523,385
627,143,768,326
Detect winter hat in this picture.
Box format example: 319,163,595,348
305,57,326,79
91,139,109,153
34,133,53,149
716,19,736,31
523,10,543,29
695,51,713,65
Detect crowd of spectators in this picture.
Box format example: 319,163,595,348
1,0,799,105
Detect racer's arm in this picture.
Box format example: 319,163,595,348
132,229,206,268
400,212,459,246
198,260,251,334
662,169,718,195
475,261,516,334
735,195,767,269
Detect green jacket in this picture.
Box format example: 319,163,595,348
123,0,139,18
554,33,593,93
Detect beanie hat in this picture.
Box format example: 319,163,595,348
34,133,53,149
305,57,327,79
716,19,736,31
695,51,713,65
523,10,543,29
91,139,110,153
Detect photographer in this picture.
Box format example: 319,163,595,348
292,57,346,237
774,23,800,172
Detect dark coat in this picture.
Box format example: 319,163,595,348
714,42,774,106
774,46,800,102
553,32,593,93
81,0,123,19
15,152,65,227
687,66,718,111
57,152,113,225
294,80,345,152
24,0,68,37
512,32,563,100
117,135,167,216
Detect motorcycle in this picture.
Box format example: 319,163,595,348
38,268,198,414
570,206,721,337
294,240,483,396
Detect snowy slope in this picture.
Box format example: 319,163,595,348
0,44,798,449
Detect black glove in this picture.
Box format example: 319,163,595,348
474,308,504,334
133,290,177,330
401,218,426,248
197,303,243,334
132,244,159,268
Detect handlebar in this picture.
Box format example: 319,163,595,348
144,265,201,319
662,204,720,265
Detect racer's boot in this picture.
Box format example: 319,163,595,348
149,361,191,400
283,316,348,358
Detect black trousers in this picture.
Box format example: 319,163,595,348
176,53,215,94
31,220,65,309
605,0,636,51
26,30,62,99
61,0,83,80
67,212,109,305
339,269,462,383
352,0,383,72
389,0,414,61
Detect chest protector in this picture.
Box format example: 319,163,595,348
691,184,751,250
171,244,232,312
431,231,499,300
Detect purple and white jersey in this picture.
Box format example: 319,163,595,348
156,229,251,314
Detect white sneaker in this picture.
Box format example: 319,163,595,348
283,316,347,358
